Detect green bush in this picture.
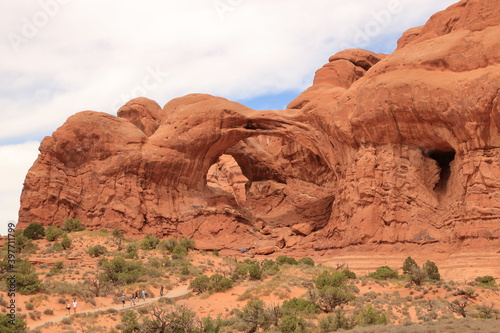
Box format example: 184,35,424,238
237,299,273,332
276,256,298,265
423,260,440,281
368,266,398,280
140,234,160,250
14,260,42,295
475,275,495,286
87,245,107,257
356,304,388,326
23,222,45,240
190,275,210,293
248,263,263,280
61,234,72,250
281,297,320,316
319,310,356,332
180,237,196,251
342,269,357,279
45,226,62,241
209,274,233,292
100,257,143,285
314,271,356,312
158,239,178,253
125,243,139,259
14,230,37,254
297,257,315,266
0,314,27,333
262,259,280,275
201,315,223,333
190,274,232,294
279,315,307,333
62,218,85,232
172,244,188,257
181,266,190,275
403,256,418,275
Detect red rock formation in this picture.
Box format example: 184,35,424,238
19,0,500,251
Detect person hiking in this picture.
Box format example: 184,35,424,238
121,293,126,307
72,299,78,314
159,285,164,297
66,303,71,315
141,289,146,302
130,293,135,306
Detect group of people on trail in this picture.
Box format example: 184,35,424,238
122,289,149,306
67,285,167,314
66,299,77,314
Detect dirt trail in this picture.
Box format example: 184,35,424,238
30,285,190,329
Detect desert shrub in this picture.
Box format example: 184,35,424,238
475,275,495,286
232,259,262,281
201,315,223,333
25,303,34,310
43,308,54,315
23,223,45,240
62,218,85,232
61,234,72,250
281,297,320,316
15,260,42,295
248,263,263,280
121,310,139,333
51,242,64,252
212,249,220,257
190,275,210,293
140,234,160,250
314,270,356,312
124,243,138,259
179,237,196,251
209,273,233,292
276,256,298,265
14,230,38,254
172,244,188,257
111,228,126,250
423,260,440,281
279,315,307,333
402,256,418,275
100,257,143,285
318,310,356,332
0,313,27,333
342,269,357,279
158,239,178,253
190,274,232,294
357,304,388,326
262,259,280,275
237,299,273,332
45,226,62,241
298,257,315,266
181,266,190,275
87,245,107,257
368,266,398,280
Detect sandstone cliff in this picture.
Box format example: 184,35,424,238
19,0,500,251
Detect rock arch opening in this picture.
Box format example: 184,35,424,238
428,149,455,192
205,134,336,230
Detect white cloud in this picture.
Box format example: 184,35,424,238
0,0,457,234
0,141,40,235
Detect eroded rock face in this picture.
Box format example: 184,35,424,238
19,0,500,251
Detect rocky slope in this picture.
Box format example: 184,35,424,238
18,0,500,252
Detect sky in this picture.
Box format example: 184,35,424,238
0,0,458,235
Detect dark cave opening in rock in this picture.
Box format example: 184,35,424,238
428,150,456,192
